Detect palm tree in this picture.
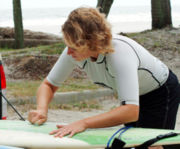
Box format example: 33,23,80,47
13,0,24,49
96,0,114,17
151,0,172,29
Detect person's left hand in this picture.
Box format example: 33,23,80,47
49,120,87,138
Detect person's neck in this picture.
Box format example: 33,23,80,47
90,56,97,62
90,52,99,62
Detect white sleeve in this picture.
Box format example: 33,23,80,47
47,47,76,87
109,41,139,105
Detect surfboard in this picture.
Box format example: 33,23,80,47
0,120,180,149
0,146,24,149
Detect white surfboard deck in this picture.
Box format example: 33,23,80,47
0,129,95,149
0,120,180,149
0,146,24,149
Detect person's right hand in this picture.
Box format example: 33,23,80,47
28,110,47,125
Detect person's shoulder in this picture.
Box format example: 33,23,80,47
111,34,133,52
112,33,134,43
58,47,76,64
107,34,140,63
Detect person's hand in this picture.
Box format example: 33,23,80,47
28,110,47,125
49,120,87,138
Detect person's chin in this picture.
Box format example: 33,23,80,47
75,58,83,61
74,57,86,61
71,56,77,60
72,56,79,61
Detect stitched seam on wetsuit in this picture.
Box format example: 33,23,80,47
163,84,170,128
138,68,161,87
96,55,115,78
104,57,115,78
94,82,113,90
81,60,87,69
113,38,141,67
121,101,126,105
96,56,106,64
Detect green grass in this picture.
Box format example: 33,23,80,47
39,43,66,55
0,42,66,57
59,78,100,92
0,48,14,52
49,100,101,111
6,78,100,99
7,80,41,98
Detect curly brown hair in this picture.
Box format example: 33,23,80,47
62,7,114,54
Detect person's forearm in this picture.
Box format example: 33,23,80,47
36,79,58,113
83,104,139,128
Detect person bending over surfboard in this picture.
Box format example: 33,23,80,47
28,7,180,149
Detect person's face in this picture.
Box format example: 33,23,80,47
67,47,98,61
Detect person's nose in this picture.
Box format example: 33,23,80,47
67,47,74,55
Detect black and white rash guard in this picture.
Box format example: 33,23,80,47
47,34,169,105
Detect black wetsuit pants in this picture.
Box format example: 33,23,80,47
126,70,180,149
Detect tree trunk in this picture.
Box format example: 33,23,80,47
151,0,172,29
96,0,114,17
163,0,172,25
13,0,24,49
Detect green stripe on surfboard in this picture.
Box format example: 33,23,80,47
0,120,113,145
0,120,180,147
120,128,180,146
73,128,180,146
0,120,56,134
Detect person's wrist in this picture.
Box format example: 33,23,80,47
37,107,48,115
82,119,89,129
